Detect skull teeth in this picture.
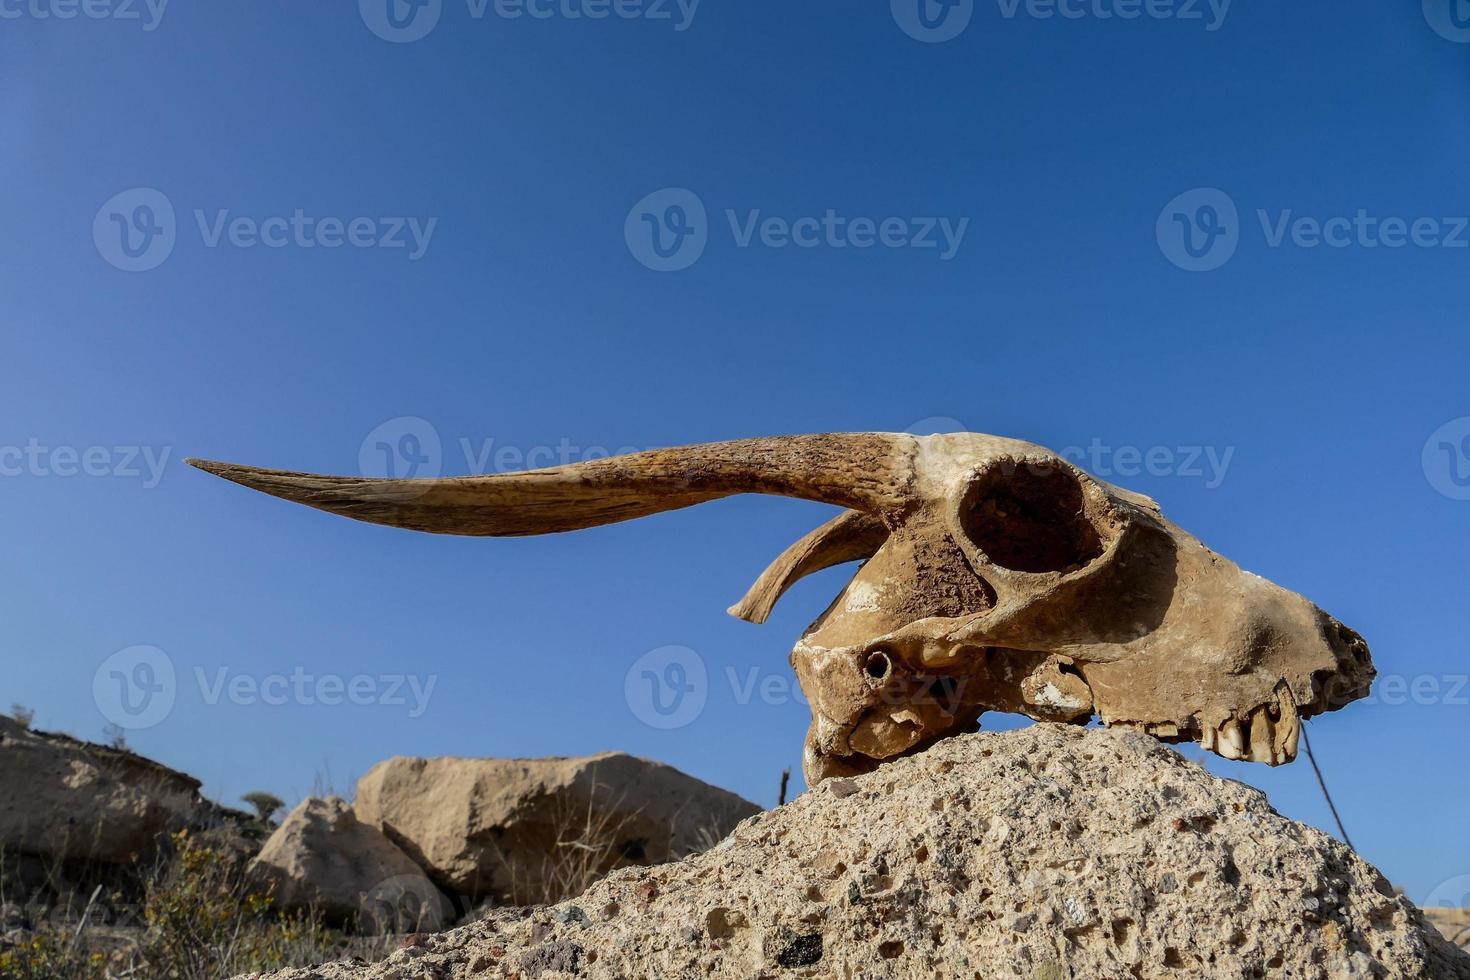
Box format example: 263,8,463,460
1247,706,1275,764
1199,724,1218,753
1274,684,1301,765
1218,718,1246,760
1192,684,1302,766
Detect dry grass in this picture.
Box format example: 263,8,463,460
496,782,737,908
0,831,394,980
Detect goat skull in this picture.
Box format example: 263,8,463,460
189,432,1374,785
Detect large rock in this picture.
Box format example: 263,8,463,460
242,726,1470,980
353,751,760,903
249,797,453,933
0,715,225,865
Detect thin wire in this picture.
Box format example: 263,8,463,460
1301,725,1356,851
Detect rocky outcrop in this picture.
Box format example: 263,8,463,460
353,751,760,904
242,726,1470,980
0,715,243,866
249,797,454,933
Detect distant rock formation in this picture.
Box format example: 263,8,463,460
1427,908,1470,953
0,715,248,866
241,726,1470,980
352,751,761,904
248,797,453,933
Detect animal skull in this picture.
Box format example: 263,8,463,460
189,432,1374,785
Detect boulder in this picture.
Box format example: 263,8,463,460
241,725,1470,979
0,715,218,865
249,797,453,933
353,751,760,903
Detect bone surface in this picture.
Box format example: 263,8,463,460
189,432,1376,784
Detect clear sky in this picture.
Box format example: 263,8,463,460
3,0,1468,907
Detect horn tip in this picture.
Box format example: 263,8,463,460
727,600,769,625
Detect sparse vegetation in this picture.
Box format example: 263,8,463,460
499,783,733,908
503,785,640,907
99,725,127,752
10,704,35,729
0,831,393,980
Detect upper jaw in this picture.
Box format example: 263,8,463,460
1098,681,1303,765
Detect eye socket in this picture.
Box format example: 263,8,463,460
864,651,892,681
920,675,960,708
960,461,1105,574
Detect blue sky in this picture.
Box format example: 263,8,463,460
3,0,1468,906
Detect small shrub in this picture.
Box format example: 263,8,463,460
10,703,35,728
242,791,286,824
134,830,332,979
100,724,128,751
0,929,109,980
0,831,377,980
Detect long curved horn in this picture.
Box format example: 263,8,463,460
187,434,917,537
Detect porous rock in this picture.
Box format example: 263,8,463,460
237,725,1470,979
